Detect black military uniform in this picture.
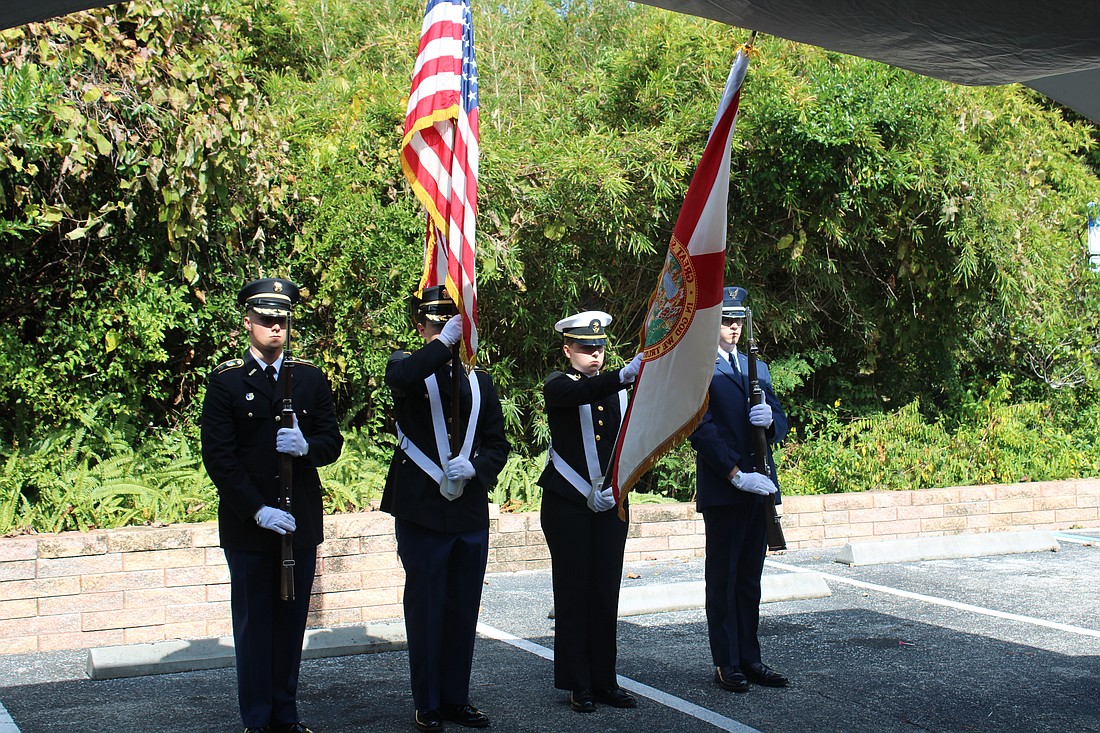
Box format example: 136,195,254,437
201,278,343,733
537,311,638,712
381,286,510,732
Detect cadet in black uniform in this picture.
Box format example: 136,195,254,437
538,311,642,713
201,277,344,733
381,286,511,733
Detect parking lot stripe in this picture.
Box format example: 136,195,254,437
0,701,21,733
765,559,1100,638
476,622,763,733
1052,532,1098,545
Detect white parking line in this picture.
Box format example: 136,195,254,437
476,622,763,733
766,559,1100,638
0,701,21,733
1052,532,1098,545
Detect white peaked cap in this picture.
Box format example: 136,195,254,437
554,310,613,343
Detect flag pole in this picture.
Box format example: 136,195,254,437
400,0,481,463
608,33,754,509
451,342,461,456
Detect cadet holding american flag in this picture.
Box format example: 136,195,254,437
381,290,509,733
387,2,510,732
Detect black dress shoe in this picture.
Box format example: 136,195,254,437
243,728,270,733
595,688,638,708
272,724,315,733
714,666,750,693
414,709,443,732
569,689,597,713
743,662,789,688
440,703,490,728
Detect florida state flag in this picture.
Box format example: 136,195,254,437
608,50,751,505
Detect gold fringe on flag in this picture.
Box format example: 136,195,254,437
615,392,711,522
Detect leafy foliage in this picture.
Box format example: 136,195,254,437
2,0,1100,530
779,376,1100,495
0,397,217,533
0,0,289,438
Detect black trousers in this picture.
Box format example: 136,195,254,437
395,518,489,712
224,546,317,729
541,489,629,692
702,502,767,668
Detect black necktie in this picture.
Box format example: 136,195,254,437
265,364,277,387
728,352,739,373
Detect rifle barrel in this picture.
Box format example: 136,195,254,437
745,309,787,552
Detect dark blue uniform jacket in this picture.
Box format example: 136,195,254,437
690,351,788,511
381,339,510,533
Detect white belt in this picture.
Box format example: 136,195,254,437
396,369,481,501
550,389,628,504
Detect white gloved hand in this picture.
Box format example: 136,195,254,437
276,425,309,456
445,455,477,481
438,314,463,347
590,486,616,512
254,505,297,535
619,352,643,384
748,403,773,428
730,471,778,496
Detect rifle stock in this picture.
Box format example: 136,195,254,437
745,309,787,552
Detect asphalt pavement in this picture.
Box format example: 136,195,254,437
2,529,1098,733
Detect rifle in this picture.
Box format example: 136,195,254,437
744,307,787,551
277,313,296,602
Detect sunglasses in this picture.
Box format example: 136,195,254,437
251,314,288,328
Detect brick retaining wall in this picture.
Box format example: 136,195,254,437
2,479,1097,654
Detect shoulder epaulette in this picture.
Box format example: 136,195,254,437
286,356,319,369
388,350,413,363
213,358,244,375
567,373,581,381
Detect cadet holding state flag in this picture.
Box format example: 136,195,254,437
539,311,642,713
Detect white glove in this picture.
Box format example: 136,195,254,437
276,425,309,456
619,352,643,384
749,403,773,428
730,471,778,496
590,486,616,512
445,455,477,481
438,314,463,347
254,505,297,535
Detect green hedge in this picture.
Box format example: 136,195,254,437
4,382,1098,534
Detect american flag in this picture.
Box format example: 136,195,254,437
401,0,480,362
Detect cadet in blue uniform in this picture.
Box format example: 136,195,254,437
689,286,790,693
381,286,511,733
201,277,344,733
538,311,642,713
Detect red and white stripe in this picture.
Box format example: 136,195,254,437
609,51,751,501
401,0,480,361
